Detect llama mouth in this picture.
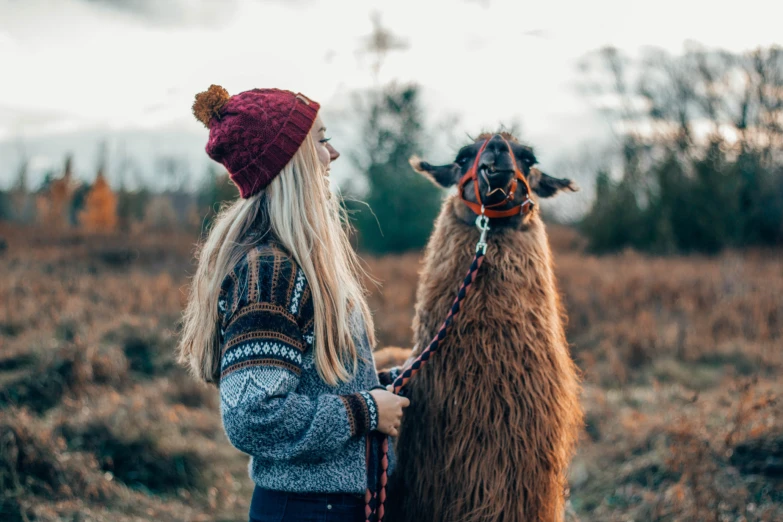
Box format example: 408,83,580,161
487,187,508,197
479,165,516,198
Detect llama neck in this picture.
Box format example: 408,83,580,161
414,196,565,350
427,197,555,279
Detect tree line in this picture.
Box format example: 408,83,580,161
3,42,780,255
579,43,783,253
0,83,443,253
0,153,238,234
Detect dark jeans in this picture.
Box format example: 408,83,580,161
249,486,365,522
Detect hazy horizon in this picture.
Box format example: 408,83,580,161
1,0,780,202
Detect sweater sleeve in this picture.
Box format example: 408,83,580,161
217,247,378,462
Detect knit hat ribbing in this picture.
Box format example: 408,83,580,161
193,86,320,199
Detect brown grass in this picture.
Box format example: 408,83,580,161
1,222,782,520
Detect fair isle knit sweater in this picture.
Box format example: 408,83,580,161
217,240,394,494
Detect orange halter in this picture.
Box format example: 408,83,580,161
457,137,534,218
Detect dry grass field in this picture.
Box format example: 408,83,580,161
1,222,782,521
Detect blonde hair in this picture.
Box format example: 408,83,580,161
178,132,376,386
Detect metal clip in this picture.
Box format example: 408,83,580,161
475,207,490,254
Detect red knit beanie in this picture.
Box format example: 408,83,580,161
192,85,320,199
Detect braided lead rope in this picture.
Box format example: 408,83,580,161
366,219,489,522
390,250,486,394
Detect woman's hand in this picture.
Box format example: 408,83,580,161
369,389,410,437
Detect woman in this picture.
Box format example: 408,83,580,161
178,85,410,522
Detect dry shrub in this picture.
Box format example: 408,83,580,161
122,334,173,376
91,246,137,268
79,174,118,232
91,346,130,386
0,354,35,372
0,496,25,522
61,421,206,494
0,321,23,338
88,242,182,269
0,410,110,505
731,431,783,479
164,376,218,409
54,385,219,496
0,409,67,498
102,323,177,377
664,425,728,520
556,249,783,387
575,376,783,521
1,345,91,413
0,343,128,413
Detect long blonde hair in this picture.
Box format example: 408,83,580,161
178,132,376,386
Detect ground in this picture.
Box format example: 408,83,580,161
1,223,781,521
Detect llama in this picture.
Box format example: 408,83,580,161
385,133,583,522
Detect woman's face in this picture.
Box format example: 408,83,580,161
312,115,340,175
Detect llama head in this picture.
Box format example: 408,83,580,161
410,132,578,224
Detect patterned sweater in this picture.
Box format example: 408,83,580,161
217,240,395,493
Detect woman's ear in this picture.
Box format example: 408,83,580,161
528,167,579,198
409,156,460,188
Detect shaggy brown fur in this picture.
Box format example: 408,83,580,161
386,195,583,522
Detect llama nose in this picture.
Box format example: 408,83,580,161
478,162,499,183
480,158,514,178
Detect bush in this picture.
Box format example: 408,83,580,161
581,145,783,254
123,334,175,376
0,344,128,413
0,410,107,503
165,377,217,409
0,410,67,497
102,323,176,377
61,420,208,494
0,346,91,413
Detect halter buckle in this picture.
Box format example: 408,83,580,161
475,209,490,254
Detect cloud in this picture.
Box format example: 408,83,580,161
0,105,82,142
77,0,239,27
74,0,316,27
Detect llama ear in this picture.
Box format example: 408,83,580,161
528,168,579,198
409,155,459,188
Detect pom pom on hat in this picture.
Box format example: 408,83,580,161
192,84,231,128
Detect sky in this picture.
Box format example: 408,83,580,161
1,0,781,206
